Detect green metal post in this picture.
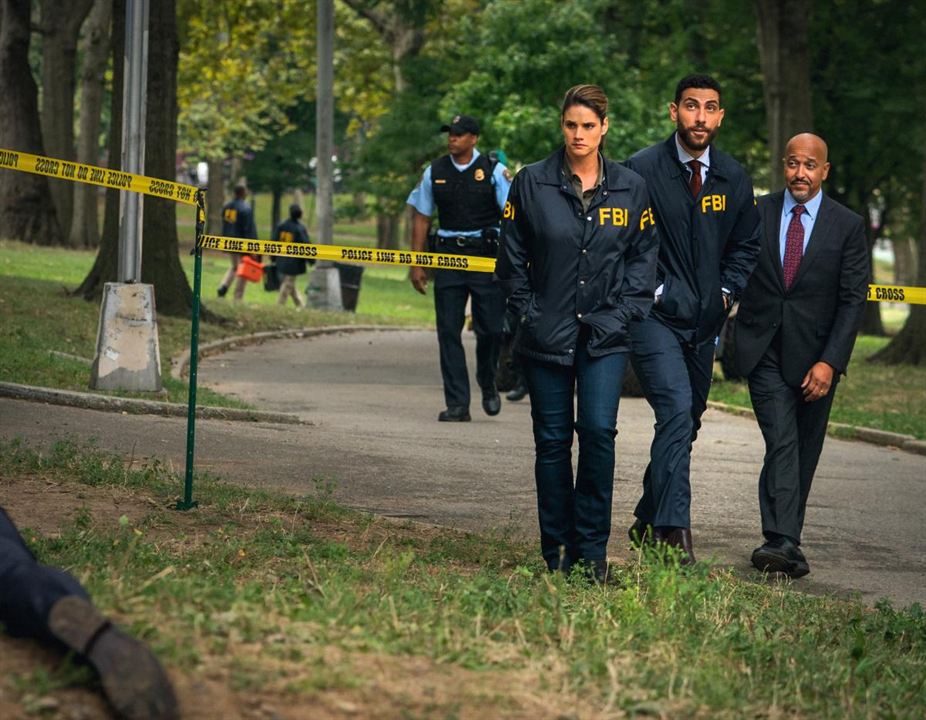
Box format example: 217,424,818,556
177,189,206,510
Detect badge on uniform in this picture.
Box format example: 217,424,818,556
474,168,485,181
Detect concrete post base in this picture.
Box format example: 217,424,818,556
89,282,162,392
305,262,343,311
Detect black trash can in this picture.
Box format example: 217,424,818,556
335,262,365,312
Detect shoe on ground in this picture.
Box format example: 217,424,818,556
628,518,661,547
506,383,528,402
216,284,228,297
663,527,696,565
481,388,501,416
751,537,810,578
438,406,471,422
48,596,179,720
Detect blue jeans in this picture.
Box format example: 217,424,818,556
521,343,628,570
629,315,715,529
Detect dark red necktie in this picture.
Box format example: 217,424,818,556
687,160,702,197
783,204,805,289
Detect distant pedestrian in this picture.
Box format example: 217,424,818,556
273,204,313,307
495,84,659,581
217,183,258,301
0,505,178,720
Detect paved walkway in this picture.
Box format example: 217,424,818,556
3,329,924,607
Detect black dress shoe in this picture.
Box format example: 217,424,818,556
216,284,228,298
438,406,471,422
48,596,179,720
482,389,501,416
664,527,696,565
506,382,528,402
751,537,810,578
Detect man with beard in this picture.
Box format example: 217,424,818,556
733,133,868,578
624,74,760,563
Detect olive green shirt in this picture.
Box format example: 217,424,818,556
565,152,604,213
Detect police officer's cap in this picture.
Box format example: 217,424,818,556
289,203,303,219
440,115,479,135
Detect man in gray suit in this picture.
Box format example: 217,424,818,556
734,133,869,578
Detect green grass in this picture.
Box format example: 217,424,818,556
0,240,433,405
3,439,926,718
712,335,926,439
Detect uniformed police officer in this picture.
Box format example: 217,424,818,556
624,74,761,563
273,203,313,307
217,183,259,300
496,85,659,580
407,115,512,422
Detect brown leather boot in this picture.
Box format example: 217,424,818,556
664,527,696,565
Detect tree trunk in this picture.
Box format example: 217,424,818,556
754,0,814,189
68,0,111,248
40,0,94,241
871,150,926,365
0,0,61,244
271,188,282,231
860,205,885,336
73,0,123,299
139,0,191,316
893,236,916,286
206,158,225,234
376,211,399,249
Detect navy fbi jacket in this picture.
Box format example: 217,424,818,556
625,135,760,344
495,148,659,365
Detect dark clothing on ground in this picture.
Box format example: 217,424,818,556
734,191,868,544
624,135,760,532
0,506,88,644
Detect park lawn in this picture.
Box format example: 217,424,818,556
0,240,433,407
711,334,926,440
1,439,925,719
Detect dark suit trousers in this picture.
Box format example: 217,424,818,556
434,269,506,410
748,344,836,544
0,506,88,643
630,315,716,529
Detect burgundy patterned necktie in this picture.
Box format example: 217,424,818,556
783,204,805,289
687,160,702,197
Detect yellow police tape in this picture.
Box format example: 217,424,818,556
867,284,926,305
0,148,198,206
198,234,497,273
3,146,926,301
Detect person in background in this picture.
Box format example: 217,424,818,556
0,506,178,720
624,74,761,564
495,84,658,581
407,115,512,422
273,203,313,308
217,183,258,301
734,133,869,578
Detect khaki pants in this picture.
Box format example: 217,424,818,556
220,254,248,301
277,274,303,307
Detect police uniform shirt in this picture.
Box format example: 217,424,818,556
406,148,512,237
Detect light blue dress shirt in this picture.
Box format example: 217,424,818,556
406,148,512,237
779,189,823,265
675,133,710,185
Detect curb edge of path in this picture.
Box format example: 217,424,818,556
707,401,926,457
2,324,922,457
